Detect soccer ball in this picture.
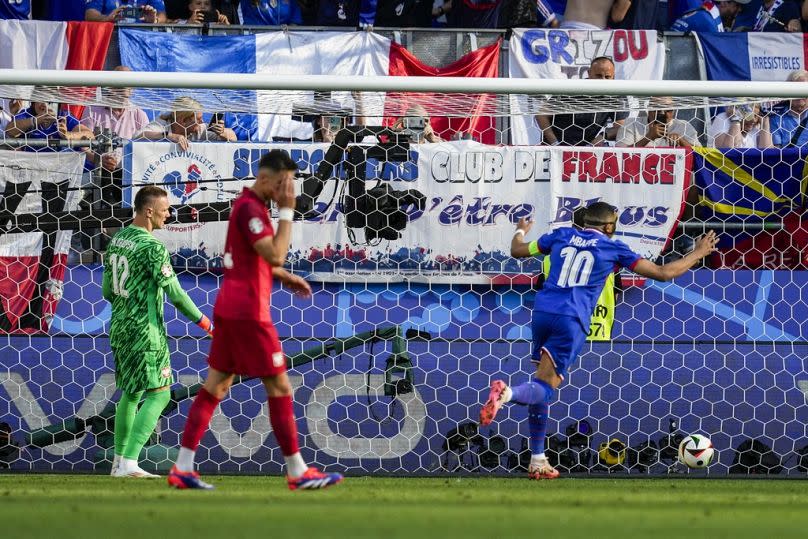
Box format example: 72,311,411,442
678,434,715,468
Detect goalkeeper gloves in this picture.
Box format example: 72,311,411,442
196,315,213,336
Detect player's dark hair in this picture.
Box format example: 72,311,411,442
572,207,587,229
590,56,615,69
134,185,168,213
259,149,298,173
584,201,618,226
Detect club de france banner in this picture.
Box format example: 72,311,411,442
124,142,689,283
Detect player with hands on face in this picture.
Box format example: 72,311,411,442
168,150,340,491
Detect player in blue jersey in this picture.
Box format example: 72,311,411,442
479,201,718,479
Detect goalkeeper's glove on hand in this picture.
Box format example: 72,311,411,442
196,315,213,336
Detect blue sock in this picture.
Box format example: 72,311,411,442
512,378,554,455
528,400,550,455
509,377,553,406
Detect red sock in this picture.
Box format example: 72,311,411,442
268,395,299,456
180,387,220,451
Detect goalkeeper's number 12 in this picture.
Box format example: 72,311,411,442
109,253,130,298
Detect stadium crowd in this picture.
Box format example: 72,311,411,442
0,1,806,32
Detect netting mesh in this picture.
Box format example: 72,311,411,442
0,82,780,117
1,77,807,477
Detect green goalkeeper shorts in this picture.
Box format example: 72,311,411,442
113,348,173,394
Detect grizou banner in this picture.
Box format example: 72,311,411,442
125,141,689,283
508,29,666,145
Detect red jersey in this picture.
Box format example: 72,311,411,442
215,187,275,322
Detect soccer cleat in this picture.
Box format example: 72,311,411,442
167,466,215,490
287,467,343,491
479,380,507,426
528,458,560,480
109,455,121,476
112,465,160,479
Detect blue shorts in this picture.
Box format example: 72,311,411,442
530,311,588,379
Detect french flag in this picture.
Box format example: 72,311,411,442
0,20,114,116
697,32,808,81
119,30,500,143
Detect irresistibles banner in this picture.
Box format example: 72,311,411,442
125,141,690,282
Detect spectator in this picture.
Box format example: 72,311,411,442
617,98,699,148
731,0,761,28
373,0,432,26
537,57,626,146
769,70,808,147
85,0,167,23
709,104,773,148
610,0,665,30
0,99,24,134
537,0,565,27
165,0,238,21
707,103,774,148
670,0,751,32
0,0,30,19
81,67,150,172
752,0,800,31
560,0,621,29
5,101,94,145
392,104,443,143
182,0,232,22
238,0,301,24
316,0,358,25
40,0,87,21
135,96,236,149
434,0,504,28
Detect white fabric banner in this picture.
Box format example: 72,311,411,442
254,31,390,141
549,146,690,259
508,29,666,145
0,150,83,257
126,141,688,282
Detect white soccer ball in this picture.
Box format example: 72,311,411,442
678,434,715,468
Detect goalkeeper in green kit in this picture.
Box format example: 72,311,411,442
102,185,213,478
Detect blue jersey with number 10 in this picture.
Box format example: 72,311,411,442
536,227,642,331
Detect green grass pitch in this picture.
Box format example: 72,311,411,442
1,475,806,539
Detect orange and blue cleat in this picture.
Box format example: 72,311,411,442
287,467,343,491
479,380,507,426
167,466,215,490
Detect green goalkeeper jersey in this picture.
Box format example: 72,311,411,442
102,225,203,354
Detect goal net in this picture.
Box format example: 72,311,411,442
0,70,806,476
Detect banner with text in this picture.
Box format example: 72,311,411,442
0,150,84,333
508,29,666,145
125,142,689,282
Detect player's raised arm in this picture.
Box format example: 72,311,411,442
511,217,537,258
150,243,212,336
631,231,718,282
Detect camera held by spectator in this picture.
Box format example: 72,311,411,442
392,105,443,143
185,0,230,24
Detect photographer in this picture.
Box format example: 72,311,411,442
709,104,773,148
184,0,231,23
85,0,167,23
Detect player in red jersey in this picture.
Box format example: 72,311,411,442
168,150,343,491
